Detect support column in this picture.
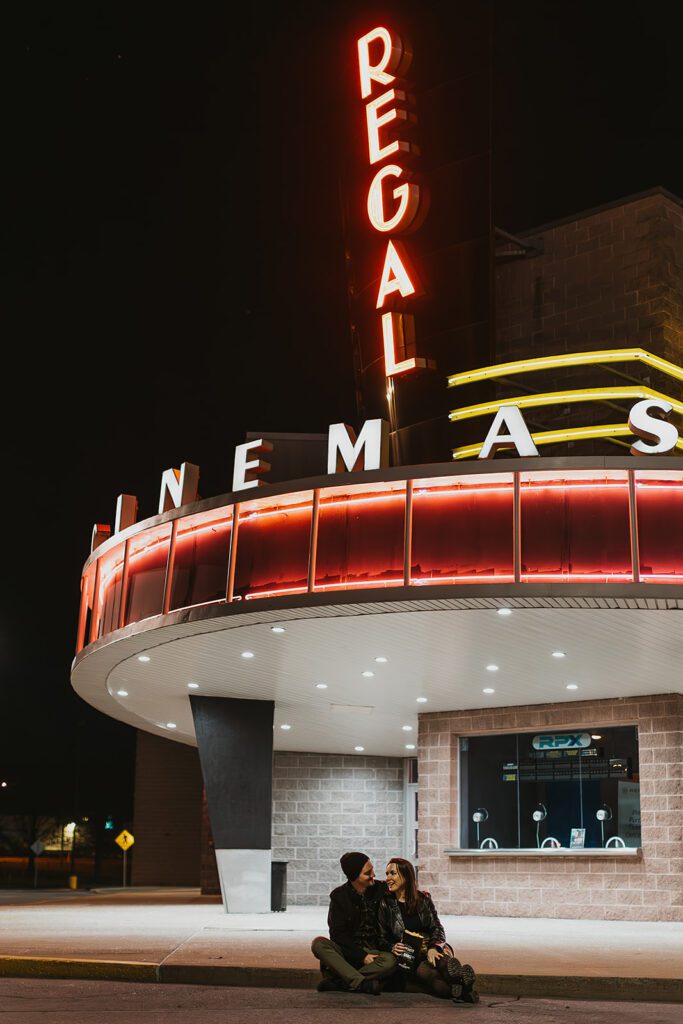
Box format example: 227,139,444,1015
190,696,274,912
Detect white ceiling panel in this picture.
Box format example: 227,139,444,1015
72,599,683,757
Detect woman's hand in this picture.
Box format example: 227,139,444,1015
392,942,408,955
426,947,443,966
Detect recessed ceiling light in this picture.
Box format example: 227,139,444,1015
362,670,374,678
280,723,291,730
241,651,255,659
416,697,428,704
1,782,6,788
486,664,499,672
187,682,199,689
116,690,128,697
497,608,512,616
591,734,602,740
483,688,495,694
405,744,416,750
566,683,579,690
354,745,365,752
374,656,388,663
402,725,413,732
138,655,150,663
316,683,328,690
271,626,286,634
552,651,566,659
166,722,177,729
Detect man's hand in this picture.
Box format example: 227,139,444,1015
363,953,379,965
426,948,443,966
391,943,408,956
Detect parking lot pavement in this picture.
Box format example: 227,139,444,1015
0,979,681,1024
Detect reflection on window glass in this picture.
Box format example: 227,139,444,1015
124,525,171,625
170,509,232,610
520,471,632,582
635,471,683,582
97,544,126,637
411,475,514,583
460,726,640,850
233,493,312,600
316,483,405,589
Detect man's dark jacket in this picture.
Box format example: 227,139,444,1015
327,880,387,968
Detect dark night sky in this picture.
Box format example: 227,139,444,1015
2,2,682,817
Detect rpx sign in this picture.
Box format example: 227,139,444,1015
357,27,427,378
532,733,592,750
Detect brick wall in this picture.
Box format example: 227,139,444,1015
132,730,203,886
272,752,405,905
491,189,683,454
418,694,683,922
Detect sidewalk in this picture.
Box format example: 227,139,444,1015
0,889,681,1001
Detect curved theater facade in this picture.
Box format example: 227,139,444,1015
73,458,683,920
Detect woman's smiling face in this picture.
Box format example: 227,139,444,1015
386,861,405,896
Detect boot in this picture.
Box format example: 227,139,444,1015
357,979,381,996
450,963,479,1004
316,977,345,992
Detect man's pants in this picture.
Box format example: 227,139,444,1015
311,936,397,990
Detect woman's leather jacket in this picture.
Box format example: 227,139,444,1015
376,891,447,952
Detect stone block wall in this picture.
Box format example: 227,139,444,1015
490,189,683,453
418,694,683,921
272,753,405,905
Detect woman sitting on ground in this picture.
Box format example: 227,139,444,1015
376,857,478,1004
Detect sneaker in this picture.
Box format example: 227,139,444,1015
358,979,381,996
316,978,345,992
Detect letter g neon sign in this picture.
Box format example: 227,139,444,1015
367,164,421,233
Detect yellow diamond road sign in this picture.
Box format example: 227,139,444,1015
115,830,134,851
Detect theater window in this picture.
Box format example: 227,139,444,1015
459,726,641,851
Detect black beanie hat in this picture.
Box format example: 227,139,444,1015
340,851,369,881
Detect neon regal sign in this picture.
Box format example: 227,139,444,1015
357,27,426,378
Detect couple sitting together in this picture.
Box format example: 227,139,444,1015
311,851,479,1005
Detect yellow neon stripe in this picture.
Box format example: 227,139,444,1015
449,385,683,423
447,348,683,389
452,423,683,460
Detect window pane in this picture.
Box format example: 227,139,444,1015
635,471,683,582
520,470,632,582
411,474,514,583
170,507,233,610
124,525,171,625
77,562,97,652
461,733,519,849
233,491,312,600
315,482,406,590
97,544,126,637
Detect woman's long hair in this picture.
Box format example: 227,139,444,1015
388,857,421,914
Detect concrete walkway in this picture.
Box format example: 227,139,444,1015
0,889,681,1001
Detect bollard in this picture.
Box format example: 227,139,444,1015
68,875,78,890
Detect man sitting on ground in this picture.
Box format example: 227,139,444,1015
311,851,397,995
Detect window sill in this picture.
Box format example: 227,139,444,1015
444,846,641,857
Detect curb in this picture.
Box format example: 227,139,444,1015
0,956,156,983
0,957,680,1002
